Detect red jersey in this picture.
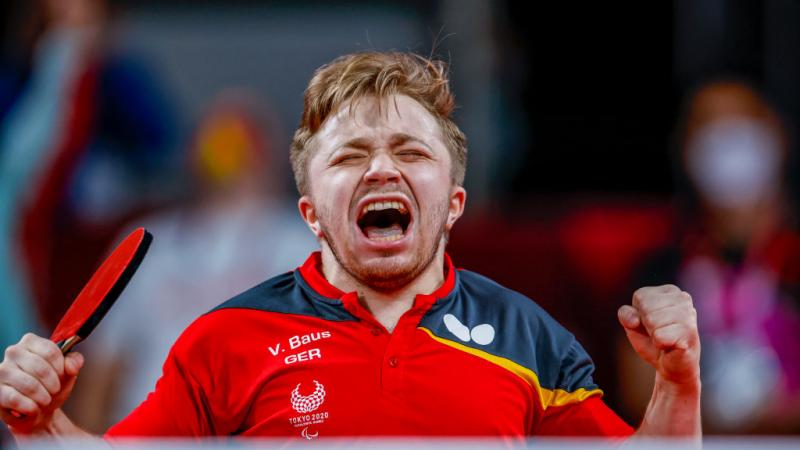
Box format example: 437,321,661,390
106,252,633,439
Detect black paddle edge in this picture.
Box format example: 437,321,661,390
74,229,153,342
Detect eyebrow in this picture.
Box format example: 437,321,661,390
389,133,433,152
339,133,433,153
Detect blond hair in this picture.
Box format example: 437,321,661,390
290,52,467,194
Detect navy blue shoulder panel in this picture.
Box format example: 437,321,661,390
208,270,357,322
420,269,598,392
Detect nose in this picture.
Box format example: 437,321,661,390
363,151,401,185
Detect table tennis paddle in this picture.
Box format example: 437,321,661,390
6,227,151,419
50,227,152,353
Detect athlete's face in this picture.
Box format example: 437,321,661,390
299,94,466,291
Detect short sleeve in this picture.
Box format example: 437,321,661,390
534,340,634,437
536,396,634,437
104,345,214,437
104,310,257,438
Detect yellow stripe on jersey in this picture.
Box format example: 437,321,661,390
418,327,603,411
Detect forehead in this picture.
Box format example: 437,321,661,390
313,94,446,152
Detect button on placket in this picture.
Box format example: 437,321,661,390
374,293,440,397
380,312,421,396
381,338,404,396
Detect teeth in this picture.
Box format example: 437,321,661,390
360,200,408,217
370,234,403,242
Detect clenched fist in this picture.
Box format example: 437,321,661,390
0,333,84,434
618,285,701,388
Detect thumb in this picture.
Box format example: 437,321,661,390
64,351,84,377
50,352,84,409
618,306,659,365
617,305,641,330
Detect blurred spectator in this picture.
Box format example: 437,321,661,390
66,90,318,432
617,81,800,434
0,0,177,349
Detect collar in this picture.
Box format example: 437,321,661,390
298,251,457,303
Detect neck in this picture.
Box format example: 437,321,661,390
320,242,446,332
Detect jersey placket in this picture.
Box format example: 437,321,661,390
340,291,438,399
383,293,438,400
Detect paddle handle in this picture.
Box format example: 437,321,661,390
58,335,82,354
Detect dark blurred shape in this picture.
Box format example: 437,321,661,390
0,0,177,350
495,2,676,199
0,422,8,449
617,80,800,434
66,89,318,433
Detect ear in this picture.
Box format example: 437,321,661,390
445,186,467,232
298,195,324,238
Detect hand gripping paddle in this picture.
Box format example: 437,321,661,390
6,227,151,419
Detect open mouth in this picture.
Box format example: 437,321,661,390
356,200,412,242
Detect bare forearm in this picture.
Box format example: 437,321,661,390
11,409,98,442
619,285,702,439
635,375,701,438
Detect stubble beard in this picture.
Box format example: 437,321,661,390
318,197,449,293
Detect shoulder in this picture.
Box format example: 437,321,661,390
452,269,574,343
170,269,353,354
421,269,597,393
209,270,303,314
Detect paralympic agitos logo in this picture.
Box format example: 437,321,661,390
291,380,326,413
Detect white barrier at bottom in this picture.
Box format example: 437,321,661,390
4,437,800,450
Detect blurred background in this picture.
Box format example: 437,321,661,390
1,0,799,442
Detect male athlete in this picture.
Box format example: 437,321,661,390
0,52,700,440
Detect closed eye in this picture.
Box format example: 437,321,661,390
396,149,430,161
330,152,366,166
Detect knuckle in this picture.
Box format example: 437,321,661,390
4,344,21,360
641,313,656,330
651,328,664,342
37,389,52,406
40,371,60,393
0,387,19,410
679,291,693,304
632,287,649,304
0,367,22,388
31,362,51,381
676,304,695,322
24,384,49,405
662,284,680,293
18,376,38,396
34,342,60,362
652,328,670,343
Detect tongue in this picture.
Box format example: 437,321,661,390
364,223,404,240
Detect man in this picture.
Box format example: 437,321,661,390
0,52,700,440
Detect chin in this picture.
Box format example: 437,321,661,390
340,246,432,292
353,252,421,291
360,266,420,292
